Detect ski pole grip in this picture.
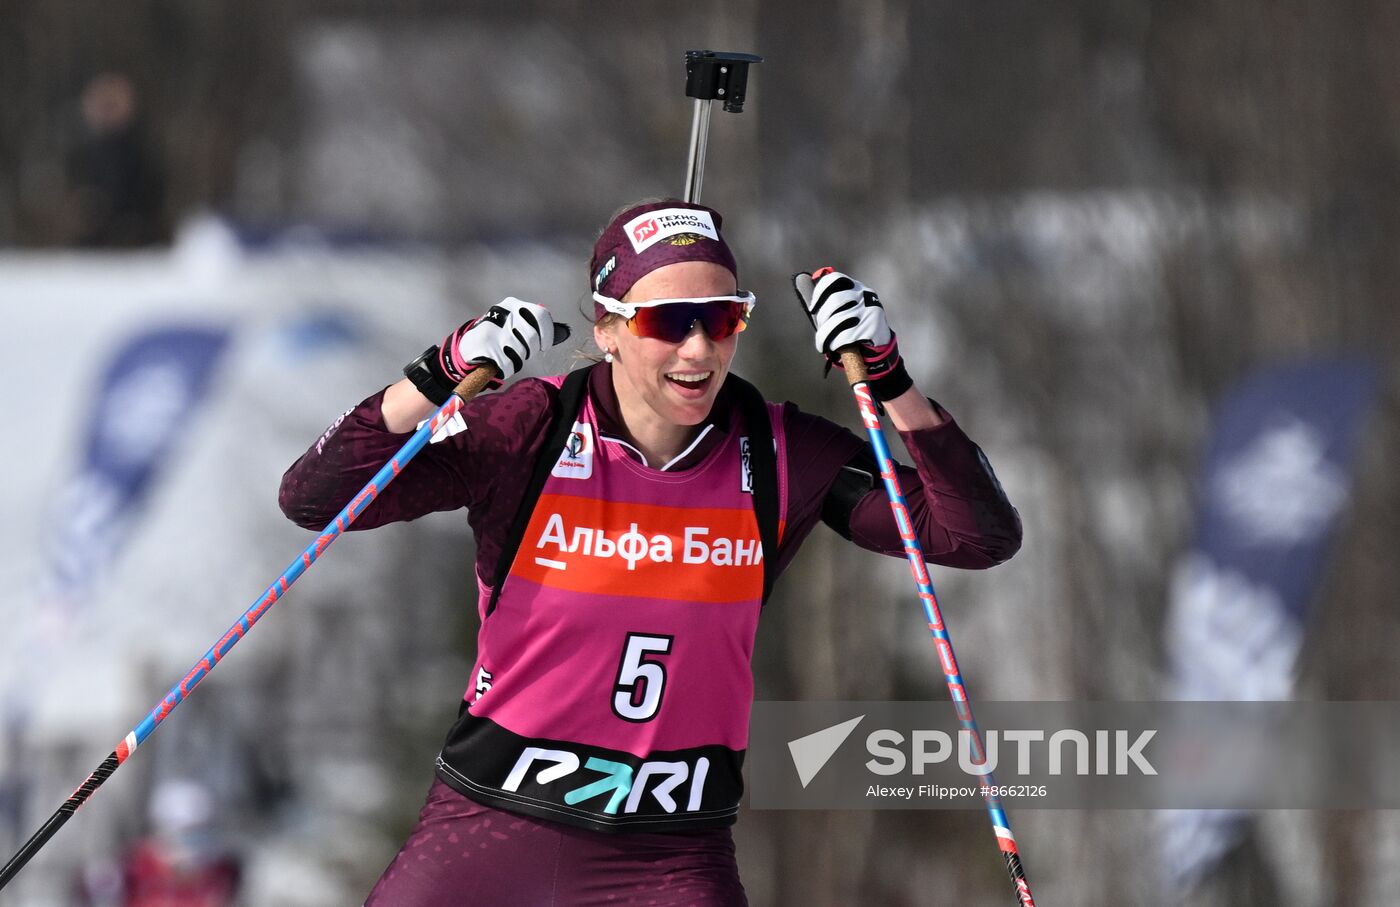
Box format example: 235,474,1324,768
453,367,498,400
838,347,869,386
450,323,570,400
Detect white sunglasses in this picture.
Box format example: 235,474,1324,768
592,291,757,318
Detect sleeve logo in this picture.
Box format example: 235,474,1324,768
551,421,594,479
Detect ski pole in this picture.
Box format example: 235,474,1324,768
0,355,534,891
836,346,1037,907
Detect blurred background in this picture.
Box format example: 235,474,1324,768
2,1,1398,904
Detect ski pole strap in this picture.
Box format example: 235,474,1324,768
484,366,593,619
485,365,780,617
725,373,779,605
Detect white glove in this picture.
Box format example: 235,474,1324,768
792,269,911,400
794,269,892,355
441,297,556,388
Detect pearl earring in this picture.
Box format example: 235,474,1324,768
604,351,614,363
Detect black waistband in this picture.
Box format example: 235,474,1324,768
437,711,744,833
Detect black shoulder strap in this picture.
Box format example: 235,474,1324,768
725,373,781,606
484,366,593,618
485,366,782,617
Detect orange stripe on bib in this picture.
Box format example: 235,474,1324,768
514,492,772,604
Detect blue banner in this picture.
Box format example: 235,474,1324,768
44,324,232,606
1162,358,1379,889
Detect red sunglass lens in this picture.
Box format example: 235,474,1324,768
628,302,746,342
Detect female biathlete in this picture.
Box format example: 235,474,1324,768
278,199,1022,905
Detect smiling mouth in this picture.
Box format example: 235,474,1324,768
665,371,714,394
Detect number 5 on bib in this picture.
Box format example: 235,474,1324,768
612,633,673,722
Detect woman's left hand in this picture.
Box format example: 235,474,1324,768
792,268,913,401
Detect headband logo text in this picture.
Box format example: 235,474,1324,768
624,208,719,254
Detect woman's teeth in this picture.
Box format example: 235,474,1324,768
666,372,712,384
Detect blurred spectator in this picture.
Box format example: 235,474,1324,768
64,72,168,247
74,779,241,907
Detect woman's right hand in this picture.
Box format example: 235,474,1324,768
389,298,565,432
439,297,557,390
